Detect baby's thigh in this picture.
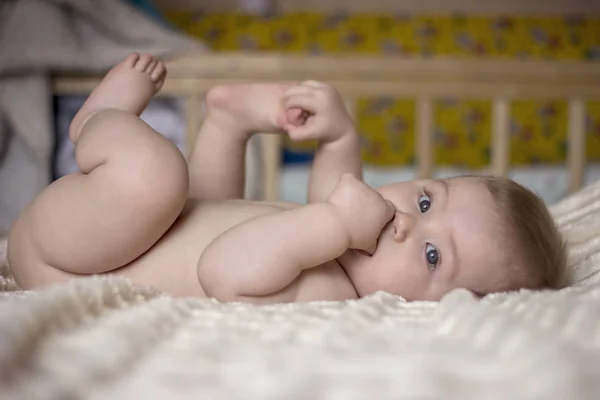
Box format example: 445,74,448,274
7,215,88,289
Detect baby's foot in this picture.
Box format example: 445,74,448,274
205,83,305,138
69,53,167,143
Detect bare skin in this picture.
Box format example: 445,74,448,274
7,54,510,304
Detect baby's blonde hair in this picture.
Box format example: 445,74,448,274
477,176,567,291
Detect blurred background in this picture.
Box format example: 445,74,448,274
140,0,600,204
1,0,600,234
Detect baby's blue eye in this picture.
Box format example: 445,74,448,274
425,243,439,270
418,193,431,213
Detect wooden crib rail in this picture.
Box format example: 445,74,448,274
53,52,600,200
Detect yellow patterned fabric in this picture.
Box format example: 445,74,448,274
164,11,600,167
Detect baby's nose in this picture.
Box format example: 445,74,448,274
392,212,416,242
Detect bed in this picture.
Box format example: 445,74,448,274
1,178,600,399
1,52,599,398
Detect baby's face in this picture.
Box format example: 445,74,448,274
339,177,509,301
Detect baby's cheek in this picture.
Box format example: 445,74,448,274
396,259,432,298
376,258,411,295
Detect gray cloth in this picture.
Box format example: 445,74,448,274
0,0,204,235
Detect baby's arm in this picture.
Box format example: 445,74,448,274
197,175,395,304
283,82,362,203
309,126,362,203
197,203,350,303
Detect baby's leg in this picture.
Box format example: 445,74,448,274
9,54,188,284
187,83,302,200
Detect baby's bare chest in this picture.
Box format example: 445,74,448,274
129,200,357,302
122,200,288,296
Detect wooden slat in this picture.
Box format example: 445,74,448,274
567,99,586,194
53,54,600,89
53,77,600,101
261,134,282,201
416,98,434,179
491,98,510,177
159,53,600,84
184,93,203,158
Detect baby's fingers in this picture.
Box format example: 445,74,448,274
285,94,317,113
284,108,307,128
300,80,329,89
384,200,396,221
284,85,315,97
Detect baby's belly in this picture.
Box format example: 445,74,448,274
117,199,296,297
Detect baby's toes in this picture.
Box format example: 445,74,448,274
146,58,159,75
124,53,140,68
134,54,154,72
150,61,166,82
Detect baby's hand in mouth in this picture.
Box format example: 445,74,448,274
328,175,396,256
356,217,394,257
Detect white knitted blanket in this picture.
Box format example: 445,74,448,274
2,181,600,399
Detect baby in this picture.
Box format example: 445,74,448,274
7,54,566,304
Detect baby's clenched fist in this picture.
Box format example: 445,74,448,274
327,174,396,255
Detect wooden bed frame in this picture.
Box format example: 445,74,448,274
52,52,600,201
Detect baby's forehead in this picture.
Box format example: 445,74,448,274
443,179,510,290
452,207,505,262
443,177,497,217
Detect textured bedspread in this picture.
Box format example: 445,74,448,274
2,181,600,399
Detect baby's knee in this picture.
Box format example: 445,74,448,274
125,137,189,206
102,112,188,198
74,109,189,211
